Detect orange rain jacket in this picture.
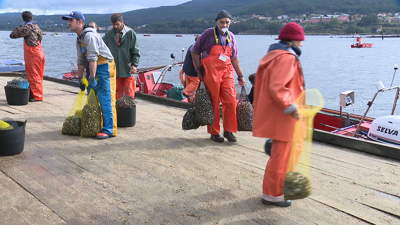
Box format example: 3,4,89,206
253,48,305,141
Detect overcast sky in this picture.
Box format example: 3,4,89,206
0,0,190,15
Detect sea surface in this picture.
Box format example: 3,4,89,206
2,30,400,118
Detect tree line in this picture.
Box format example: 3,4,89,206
2,0,400,35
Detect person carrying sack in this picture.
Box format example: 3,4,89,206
181,35,201,102
253,22,306,207
62,11,117,139
191,10,245,143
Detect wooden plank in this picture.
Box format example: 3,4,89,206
0,165,65,224
0,142,159,224
357,195,400,218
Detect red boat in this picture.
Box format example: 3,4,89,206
136,62,189,103
351,37,373,48
311,70,400,160
63,71,79,81
62,71,88,81
62,63,86,81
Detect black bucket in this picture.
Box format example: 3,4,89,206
4,86,30,105
117,105,136,127
0,120,27,156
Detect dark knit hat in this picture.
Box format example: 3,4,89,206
278,22,305,41
215,10,232,21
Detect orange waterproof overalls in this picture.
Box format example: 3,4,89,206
253,49,305,202
201,28,237,135
24,41,45,101
116,76,136,100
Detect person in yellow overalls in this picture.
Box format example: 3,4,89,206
62,11,117,139
191,10,245,143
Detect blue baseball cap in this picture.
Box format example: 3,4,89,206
62,11,85,22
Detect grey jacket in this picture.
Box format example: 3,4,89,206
76,27,113,66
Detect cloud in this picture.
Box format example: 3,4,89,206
0,0,189,15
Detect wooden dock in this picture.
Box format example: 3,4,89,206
0,76,399,224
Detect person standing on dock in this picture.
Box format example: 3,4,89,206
191,10,245,143
89,22,99,31
10,11,46,102
253,22,306,207
181,35,201,102
103,13,140,100
62,11,117,139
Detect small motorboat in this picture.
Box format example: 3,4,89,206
351,37,373,48
62,71,79,81
176,35,183,37
315,66,400,153
136,62,188,102
62,63,85,81
143,34,151,37
51,33,63,36
351,43,373,48
0,59,25,72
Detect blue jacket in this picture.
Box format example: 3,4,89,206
183,45,198,77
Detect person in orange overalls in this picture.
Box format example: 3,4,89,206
180,35,201,102
253,22,306,207
10,11,45,102
191,10,245,143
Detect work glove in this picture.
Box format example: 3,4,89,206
78,77,86,91
89,77,98,90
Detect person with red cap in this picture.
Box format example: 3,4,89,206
191,10,245,143
253,22,306,207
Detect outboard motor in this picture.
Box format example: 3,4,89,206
368,115,400,145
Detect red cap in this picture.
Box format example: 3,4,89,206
278,22,305,41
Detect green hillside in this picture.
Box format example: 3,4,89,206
0,0,270,30
1,0,400,34
239,0,400,16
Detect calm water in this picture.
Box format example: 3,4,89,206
2,30,400,118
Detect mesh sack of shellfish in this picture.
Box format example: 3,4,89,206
283,171,312,200
116,95,135,108
62,90,87,135
81,89,102,137
62,115,82,135
194,82,214,126
182,107,200,130
236,86,253,131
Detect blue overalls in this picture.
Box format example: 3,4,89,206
80,43,118,136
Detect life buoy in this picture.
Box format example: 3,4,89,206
179,68,186,87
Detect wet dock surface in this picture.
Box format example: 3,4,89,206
0,76,399,224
